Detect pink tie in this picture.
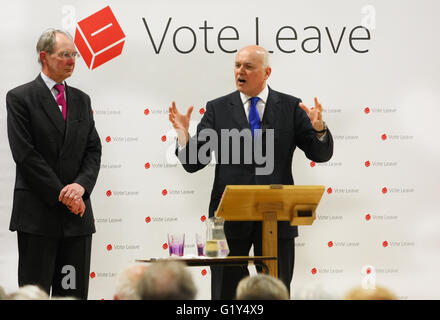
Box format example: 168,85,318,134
54,84,67,120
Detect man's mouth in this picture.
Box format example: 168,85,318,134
238,78,246,84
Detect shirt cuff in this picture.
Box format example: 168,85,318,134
317,131,328,142
177,138,187,151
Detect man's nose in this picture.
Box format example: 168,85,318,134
237,65,245,74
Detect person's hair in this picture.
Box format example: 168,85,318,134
36,28,73,65
137,261,196,300
344,285,397,300
236,274,289,300
294,281,339,300
8,285,49,300
114,264,147,300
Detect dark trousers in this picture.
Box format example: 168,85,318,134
17,232,92,300
211,225,295,300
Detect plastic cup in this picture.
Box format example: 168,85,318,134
167,233,185,256
195,233,205,256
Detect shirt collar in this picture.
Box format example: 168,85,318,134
40,71,65,91
239,84,269,105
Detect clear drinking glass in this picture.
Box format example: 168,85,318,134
167,233,185,256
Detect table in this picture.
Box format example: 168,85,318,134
136,256,277,274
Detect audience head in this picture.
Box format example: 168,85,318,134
137,261,196,300
294,280,339,300
344,285,397,300
236,274,289,300
8,285,49,300
114,264,148,300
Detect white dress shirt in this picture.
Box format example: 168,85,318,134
239,85,269,122
178,85,327,148
241,85,327,141
40,72,65,113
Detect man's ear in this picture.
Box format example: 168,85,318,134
265,66,272,80
39,51,47,65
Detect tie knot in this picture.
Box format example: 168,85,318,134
250,97,259,106
54,84,65,94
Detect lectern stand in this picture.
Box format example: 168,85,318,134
215,185,325,278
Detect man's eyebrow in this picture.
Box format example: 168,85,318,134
235,61,254,67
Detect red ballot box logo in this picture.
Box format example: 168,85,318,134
74,6,125,70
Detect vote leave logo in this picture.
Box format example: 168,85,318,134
74,6,125,70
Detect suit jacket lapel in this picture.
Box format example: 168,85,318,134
63,82,82,149
261,86,280,130
35,74,66,134
228,90,249,130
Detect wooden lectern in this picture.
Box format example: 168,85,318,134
215,185,325,278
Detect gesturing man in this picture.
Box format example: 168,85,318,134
6,29,101,299
169,45,333,299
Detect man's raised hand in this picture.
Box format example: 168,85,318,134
299,97,325,132
168,101,193,146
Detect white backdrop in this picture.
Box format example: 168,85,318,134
1,0,439,300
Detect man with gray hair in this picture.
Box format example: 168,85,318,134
169,45,333,299
137,261,196,300
8,285,49,300
236,274,289,300
5,29,101,299
114,264,147,300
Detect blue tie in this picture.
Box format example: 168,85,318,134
249,97,261,136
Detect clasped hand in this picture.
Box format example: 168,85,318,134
59,183,86,217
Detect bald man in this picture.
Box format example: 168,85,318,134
169,45,333,299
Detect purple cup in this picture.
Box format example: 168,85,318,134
196,243,204,256
167,233,185,256
196,233,205,256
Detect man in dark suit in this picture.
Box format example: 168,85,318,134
6,29,101,299
169,45,333,299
